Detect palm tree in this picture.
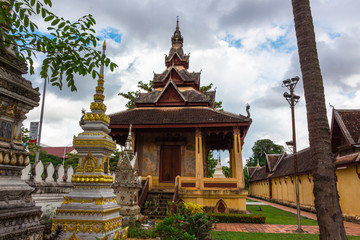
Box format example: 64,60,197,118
291,0,346,238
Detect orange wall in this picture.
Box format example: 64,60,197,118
249,166,359,219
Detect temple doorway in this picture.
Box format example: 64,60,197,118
160,145,181,182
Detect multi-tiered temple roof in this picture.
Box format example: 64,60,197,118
110,19,251,144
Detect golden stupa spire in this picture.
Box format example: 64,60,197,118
84,41,110,124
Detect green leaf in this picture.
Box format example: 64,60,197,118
105,58,110,67
44,15,54,22
41,8,46,18
44,0,52,7
92,70,96,79
19,8,26,20
24,15,29,27
58,22,65,28
14,2,22,12
13,19,20,28
30,0,36,6
51,18,60,26
30,22,35,32
36,2,41,14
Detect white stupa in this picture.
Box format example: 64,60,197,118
213,154,226,178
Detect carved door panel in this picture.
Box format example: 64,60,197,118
160,145,181,182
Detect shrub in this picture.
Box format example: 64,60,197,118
207,213,266,223
127,227,158,239
126,218,159,239
184,202,205,214
155,202,214,240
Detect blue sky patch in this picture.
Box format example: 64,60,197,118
339,90,356,98
329,32,341,39
98,27,122,43
259,25,297,54
268,34,297,53
222,34,242,48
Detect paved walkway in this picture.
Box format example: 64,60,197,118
215,223,320,234
214,197,360,236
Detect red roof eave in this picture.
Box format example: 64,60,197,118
110,122,251,129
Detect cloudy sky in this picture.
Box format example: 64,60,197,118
23,0,360,165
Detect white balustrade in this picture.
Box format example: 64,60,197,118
44,163,55,182
33,160,44,183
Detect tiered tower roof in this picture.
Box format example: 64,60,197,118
109,18,251,144
135,18,215,107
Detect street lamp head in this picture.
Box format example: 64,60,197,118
293,94,300,100
291,76,300,83
286,140,293,146
283,92,291,99
282,78,291,85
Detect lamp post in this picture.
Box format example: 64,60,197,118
35,77,47,161
62,143,72,167
282,76,302,233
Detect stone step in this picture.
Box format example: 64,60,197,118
139,190,175,219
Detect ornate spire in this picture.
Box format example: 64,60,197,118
171,16,183,47
125,124,133,153
83,40,110,125
54,40,124,239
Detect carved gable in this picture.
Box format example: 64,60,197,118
156,81,185,106
163,68,184,85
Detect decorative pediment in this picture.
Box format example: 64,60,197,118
77,151,110,173
330,109,360,152
167,68,184,85
155,80,186,106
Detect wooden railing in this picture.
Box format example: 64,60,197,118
138,177,149,208
170,176,180,214
178,177,239,189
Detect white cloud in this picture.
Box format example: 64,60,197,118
21,0,360,163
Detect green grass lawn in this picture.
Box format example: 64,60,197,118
247,205,318,226
212,231,360,240
246,198,259,202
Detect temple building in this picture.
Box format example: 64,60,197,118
248,108,360,221
109,19,252,213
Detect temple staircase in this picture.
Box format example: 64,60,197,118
140,189,174,219
139,177,179,219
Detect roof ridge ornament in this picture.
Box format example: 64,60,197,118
176,16,179,30
246,103,251,118
172,16,183,47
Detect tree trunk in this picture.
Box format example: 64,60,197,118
291,0,347,239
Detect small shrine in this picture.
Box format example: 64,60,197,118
52,42,127,240
113,125,142,224
110,18,252,213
